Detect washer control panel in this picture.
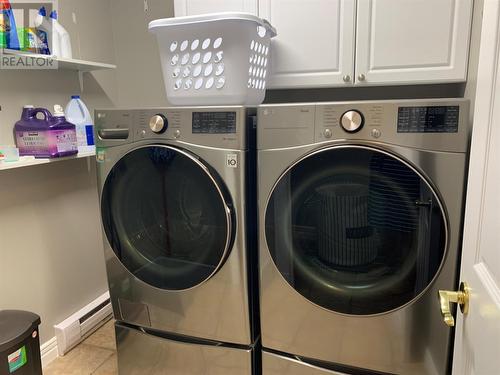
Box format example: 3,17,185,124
95,107,251,150
192,111,236,134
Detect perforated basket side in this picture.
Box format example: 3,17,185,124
152,17,274,105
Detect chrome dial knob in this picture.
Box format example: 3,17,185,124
340,110,364,133
149,114,168,133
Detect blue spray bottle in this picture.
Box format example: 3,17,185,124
0,0,20,50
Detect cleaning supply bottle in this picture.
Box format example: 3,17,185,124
19,27,40,53
0,0,20,50
34,6,55,55
49,10,72,59
15,105,78,158
23,27,40,53
65,96,95,153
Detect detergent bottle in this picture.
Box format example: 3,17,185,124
34,6,55,55
65,96,95,153
49,10,72,59
15,105,78,158
20,27,40,53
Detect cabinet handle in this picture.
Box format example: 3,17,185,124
358,73,366,81
342,75,351,83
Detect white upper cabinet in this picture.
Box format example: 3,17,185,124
355,0,473,86
259,0,356,88
174,0,474,87
174,0,258,16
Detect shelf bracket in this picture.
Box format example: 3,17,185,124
78,71,84,92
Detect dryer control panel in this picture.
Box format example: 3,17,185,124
397,106,459,133
258,99,469,153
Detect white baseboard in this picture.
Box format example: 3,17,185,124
40,336,58,368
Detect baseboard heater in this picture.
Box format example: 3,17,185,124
54,291,112,356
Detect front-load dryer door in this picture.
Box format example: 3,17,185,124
101,145,234,291
265,145,447,315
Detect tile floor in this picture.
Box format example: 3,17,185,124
43,318,118,375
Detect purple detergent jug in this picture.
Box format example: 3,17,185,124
15,105,78,158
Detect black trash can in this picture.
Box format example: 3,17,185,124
0,311,42,375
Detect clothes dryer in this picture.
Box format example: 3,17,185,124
258,100,469,375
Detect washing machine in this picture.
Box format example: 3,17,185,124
95,106,259,374
257,99,469,375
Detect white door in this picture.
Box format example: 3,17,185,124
355,0,473,86
451,1,500,374
259,0,356,88
174,0,258,17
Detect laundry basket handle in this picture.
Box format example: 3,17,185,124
261,18,277,37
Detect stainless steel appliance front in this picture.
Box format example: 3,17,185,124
262,351,345,375
95,106,257,352
258,99,469,375
116,323,254,374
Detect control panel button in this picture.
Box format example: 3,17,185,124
174,130,181,139
141,130,146,138
324,128,332,138
149,114,168,133
340,110,364,133
371,128,381,139
96,151,105,162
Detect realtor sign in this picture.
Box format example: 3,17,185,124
0,0,58,69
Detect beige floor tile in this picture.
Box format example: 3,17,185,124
43,344,114,375
84,319,116,351
92,354,118,375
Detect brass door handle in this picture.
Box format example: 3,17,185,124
438,282,470,327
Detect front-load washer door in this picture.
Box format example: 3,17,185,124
265,145,447,315
101,145,234,291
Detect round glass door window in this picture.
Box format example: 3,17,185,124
265,146,447,315
101,146,234,291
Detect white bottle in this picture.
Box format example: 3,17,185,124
34,6,60,56
49,10,72,59
65,96,95,154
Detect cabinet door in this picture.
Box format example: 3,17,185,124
259,0,356,88
174,0,258,16
355,0,473,85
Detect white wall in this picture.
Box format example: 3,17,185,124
0,0,117,344
110,0,173,107
0,69,113,345
0,160,107,344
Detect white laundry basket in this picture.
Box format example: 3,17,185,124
149,13,277,106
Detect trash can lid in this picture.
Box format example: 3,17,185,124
0,310,41,352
